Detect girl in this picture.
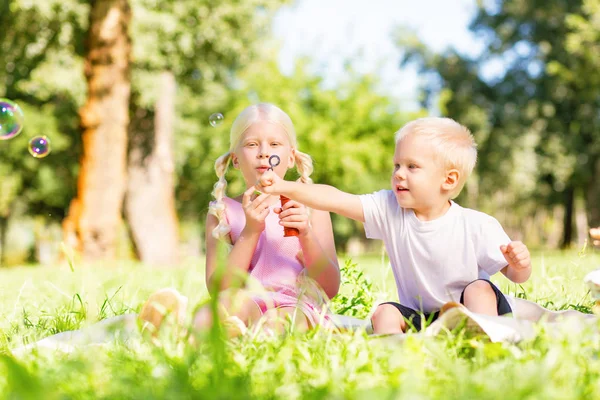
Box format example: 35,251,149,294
142,103,340,336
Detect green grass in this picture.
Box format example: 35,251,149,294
0,248,599,399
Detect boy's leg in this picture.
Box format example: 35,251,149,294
460,279,512,316
371,302,429,334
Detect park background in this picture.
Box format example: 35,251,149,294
1,0,599,268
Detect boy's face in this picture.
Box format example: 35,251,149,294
390,134,449,214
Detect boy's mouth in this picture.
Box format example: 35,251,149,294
396,185,409,192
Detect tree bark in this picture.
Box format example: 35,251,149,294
64,0,132,260
561,185,575,249
125,72,179,265
586,156,600,229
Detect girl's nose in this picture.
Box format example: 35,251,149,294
258,145,269,158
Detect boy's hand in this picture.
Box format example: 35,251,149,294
500,241,531,271
257,170,286,195
241,186,271,234
274,199,310,236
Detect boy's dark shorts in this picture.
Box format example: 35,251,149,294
379,279,512,331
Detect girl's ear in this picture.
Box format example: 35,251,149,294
231,154,239,169
287,148,296,169
442,169,460,192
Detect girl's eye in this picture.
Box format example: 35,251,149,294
271,142,281,147
246,142,257,147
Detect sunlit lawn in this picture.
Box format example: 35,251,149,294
0,248,599,399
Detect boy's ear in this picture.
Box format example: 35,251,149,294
442,169,460,192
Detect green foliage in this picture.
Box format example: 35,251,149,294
330,258,376,319
398,0,600,244
0,0,292,258
0,0,86,223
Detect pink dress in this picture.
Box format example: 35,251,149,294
222,196,331,327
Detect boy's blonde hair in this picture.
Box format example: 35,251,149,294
394,117,477,199
209,103,314,242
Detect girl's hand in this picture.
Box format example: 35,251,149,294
275,199,310,236
241,186,272,234
500,241,531,271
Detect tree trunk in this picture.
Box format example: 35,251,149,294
586,156,600,229
0,216,7,267
561,185,575,249
125,71,179,265
64,0,132,260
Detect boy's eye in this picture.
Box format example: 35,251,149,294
393,164,400,170
408,164,417,169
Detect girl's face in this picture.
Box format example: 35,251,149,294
232,120,295,188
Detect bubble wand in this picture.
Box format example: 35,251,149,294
268,155,299,237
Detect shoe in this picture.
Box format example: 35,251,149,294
224,315,248,337
138,288,188,337
590,227,600,247
439,301,467,317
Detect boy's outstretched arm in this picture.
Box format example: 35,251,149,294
258,171,365,222
500,241,532,284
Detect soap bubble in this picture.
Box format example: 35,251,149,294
209,112,224,127
0,98,25,140
28,136,51,158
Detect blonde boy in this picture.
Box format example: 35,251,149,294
258,117,532,334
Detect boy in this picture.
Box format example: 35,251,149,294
258,117,532,334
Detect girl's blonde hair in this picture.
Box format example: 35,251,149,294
208,103,314,242
394,117,477,199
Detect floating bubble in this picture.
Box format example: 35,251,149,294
28,136,51,158
209,112,224,127
0,98,25,140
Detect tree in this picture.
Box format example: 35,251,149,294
64,0,132,260
123,0,288,265
398,0,600,247
0,0,291,264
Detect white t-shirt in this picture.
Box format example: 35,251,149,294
359,190,510,313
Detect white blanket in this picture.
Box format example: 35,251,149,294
11,296,597,354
